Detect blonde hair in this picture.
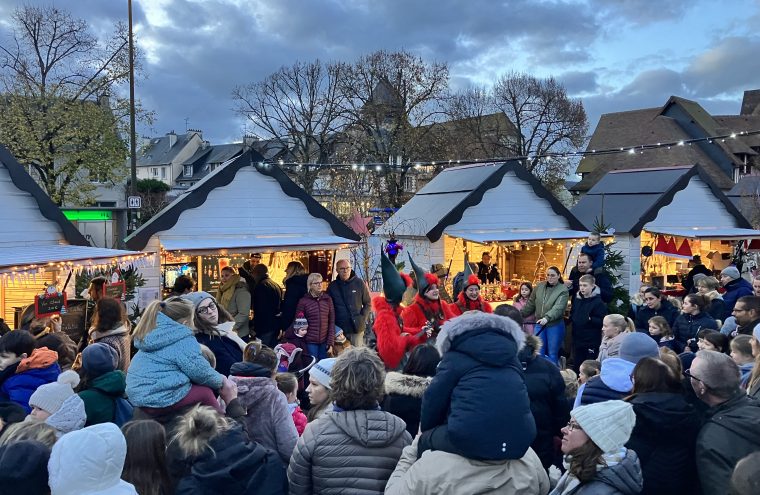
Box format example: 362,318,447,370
560,369,578,400
658,347,683,377
697,276,721,292
170,405,230,458
199,344,216,369
132,297,193,340
604,314,634,334
648,316,673,338
0,419,57,448
668,296,682,311
307,273,323,286
284,261,307,282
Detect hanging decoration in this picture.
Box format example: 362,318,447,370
676,239,693,259
34,284,68,318
385,238,403,264
654,236,670,256
665,237,678,256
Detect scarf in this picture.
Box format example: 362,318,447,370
554,448,627,494
456,292,486,313
217,274,241,309
414,296,446,332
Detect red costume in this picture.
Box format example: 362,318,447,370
449,275,494,316
372,296,426,370
401,274,456,340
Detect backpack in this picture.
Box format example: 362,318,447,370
113,397,134,426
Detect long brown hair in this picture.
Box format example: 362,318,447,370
121,420,172,495
92,297,126,333
190,296,233,335
568,441,605,483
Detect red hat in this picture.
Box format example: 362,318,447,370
400,272,413,288
465,274,480,290
424,273,439,287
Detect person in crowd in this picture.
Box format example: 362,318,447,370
747,324,760,399
331,328,351,356
566,253,613,304
730,451,760,495
169,275,194,297
88,297,131,372
121,420,172,495
513,282,536,334
126,298,228,415
328,259,371,347
690,350,760,495
249,264,283,348
0,401,26,435
579,360,600,384
635,287,679,333
551,400,642,495
280,261,309,332
730,296,760,337
695,329,729,353
576,332,659,407
753,274,760,297
382,344,440,437
28,369,86,437
229,343,297,464
288,347,412,495
275,372,307,435
84,276,108,335
0,419,57,448
648,316,676,350
77,343,130,426
598,314,635,362
295,273,335,360
216,266,251,338
570,274,608,368
629,284,650,322
419,311,536,461
237,253,261,297
0,319,10,337
683,255,712,294
452,260,479,302
403,255,456,344
476,251,500,284
305,357,335,422
166,405,287,494
0,330,59,413
671,293,718,352
730,335,755,389
448,270,493,316
520,266,570,365
658,347,683,377
430,263,453,303
28,315,77,371
519,333,570,471
696,276,726,321
561,369,580,410
183,291,244,376
581,232,606,273
626,357,700,495
721,266,754,319
48,422,139,494
0,440,51,495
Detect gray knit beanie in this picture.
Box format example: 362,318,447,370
28,370,80,414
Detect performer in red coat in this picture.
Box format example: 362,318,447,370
401,255,455,342
449,274,494,316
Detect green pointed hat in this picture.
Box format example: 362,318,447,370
381,248,407,304
463,253,475,279
408,253,430,294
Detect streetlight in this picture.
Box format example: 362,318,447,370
127,0,138,234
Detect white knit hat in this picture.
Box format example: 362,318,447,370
571,400,636,453
28,370,80,415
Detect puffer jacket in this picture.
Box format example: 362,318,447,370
295,292,335,347
420,312,536,460
671,311,718,352
0,347,60,413
195,331,243,377
634,299,679,333
287,408,411,495
385,438,549,495
550,448,643,495
382,372,433,437
520,282,569,326
126,313,223,408
722,276,754,319
89,324,131,372
78,370,128,426
327,272,371,335
229,361,298,464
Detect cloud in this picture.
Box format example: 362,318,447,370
588,0,694,26
559,71,600,96
682,36,760,98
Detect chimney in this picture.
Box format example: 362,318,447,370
740,90,760,116
243,134,259,148
188,128,203,140
167,130,177,148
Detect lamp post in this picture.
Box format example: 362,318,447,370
128,0,138,234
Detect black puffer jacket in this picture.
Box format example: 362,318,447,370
327,272,371,335
519,335,569,469
635,299,679,333
280,274,308,331
570,289,608,349
626,392,701,495
671,311,718,352
382,372,432,437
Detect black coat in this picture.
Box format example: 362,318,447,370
635,299,679,333
327,272,371,335
519,338,569,469
705,298,725,321
627,392,701,495
280,274,308,331
683,264,712,294
671,312,718,352
568,267,613,303
252,276,282,336
570,292,608,349
195,333,243,377
382,372,432,437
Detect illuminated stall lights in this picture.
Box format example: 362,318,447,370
0,253,155,282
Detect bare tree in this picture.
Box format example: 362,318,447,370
233,60,348,194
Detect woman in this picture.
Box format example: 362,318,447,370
183,291,245,376
280,261,309,332
747,326,760,399
305,357,335,422
513,282,536,335
448,274,493,316
166,405,287,494
730,335,755,389
625,358,700,495
628,284,649,321
551,400,642,495
294,273,335,360
672,294,718,353
216,266,251,338
696,276,726,322
634,287,679,333
288,348,412,495
401,269,455,344
519,267,570,365
382,344,440,436
122,420,172,495
89,297,131,372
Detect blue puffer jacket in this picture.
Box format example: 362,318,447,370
722,277,754,320
576,357,634,407
672,312,718,352
126,313,224,408
0,363,60,413
420,312,536,460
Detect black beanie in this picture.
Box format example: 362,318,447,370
0,440,50,495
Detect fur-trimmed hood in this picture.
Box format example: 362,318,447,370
372,295,402,315
436,311,525,357
384,371,432,398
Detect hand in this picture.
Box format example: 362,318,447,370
564,280,573,288
425,327,433,338
220,376,238,404
537,318,548,326
327,346,334,357
49,314,62,332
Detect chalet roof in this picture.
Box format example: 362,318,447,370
571,165,750,236
137,132,198,167
175,143,244,183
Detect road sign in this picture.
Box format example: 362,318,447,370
128,196,142,209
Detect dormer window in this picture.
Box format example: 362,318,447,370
184,165,193,177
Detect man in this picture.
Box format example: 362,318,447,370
684,255,712,294
720,266,753,320
732,296,760,337
250,264,283,348
327,260,371,347
476,252,500,284
239,253,263,296
565,253,613,304
690,350,760,495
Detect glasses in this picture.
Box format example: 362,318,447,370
733,307,748,313
682,369,703,383
565,421,582,432
197,302,217,315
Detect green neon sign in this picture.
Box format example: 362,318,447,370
62,210,113,221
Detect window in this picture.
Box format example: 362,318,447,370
151,167,158,177
184,165,193,177
161,167,166,179
404,175,417,192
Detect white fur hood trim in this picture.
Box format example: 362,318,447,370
436,311,525,355
384,372,433,398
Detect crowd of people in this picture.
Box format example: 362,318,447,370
1,240,760,494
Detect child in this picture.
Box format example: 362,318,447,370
28,370,87,437
581,232,605,273
578,360,600,385
0,330,60,413
730,335,754,388
648,316,676,350
77,343,131,426
332,327,352,357
570,274,608,366
284,312,309,354
275,372,307,435
598,314,634,363
125,298,227,415
694,329,728,353
512,282,536,335
560,368,579,410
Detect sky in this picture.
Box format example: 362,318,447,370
1,0,759,147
